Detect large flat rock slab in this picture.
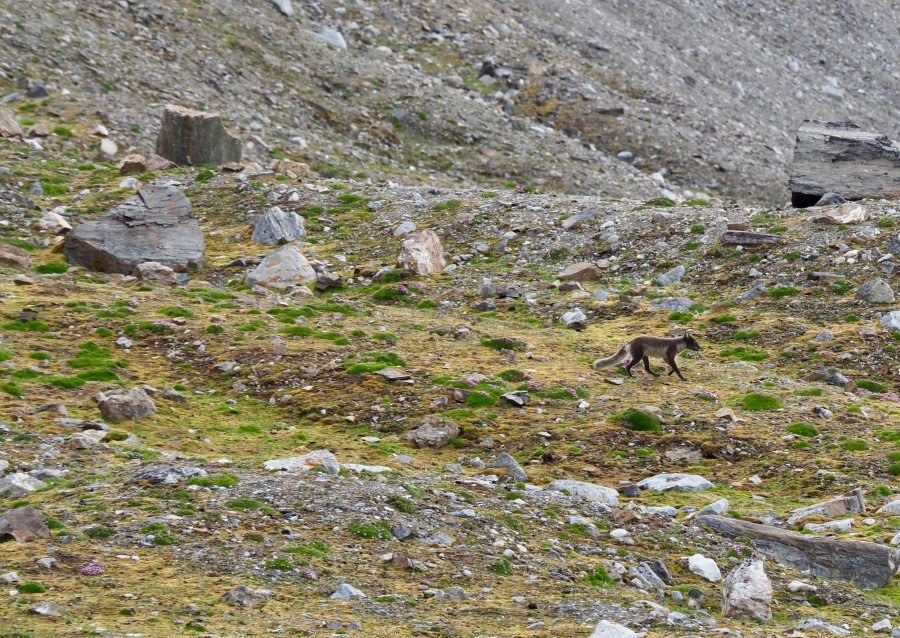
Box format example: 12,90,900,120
64,186,205,273
696,514,900,589
789,120,900,206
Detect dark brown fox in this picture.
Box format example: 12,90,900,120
591,331,702,381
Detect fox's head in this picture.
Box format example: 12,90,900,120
683,330,702,351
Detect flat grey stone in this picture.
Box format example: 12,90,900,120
637,473,713,492
545,479,619,505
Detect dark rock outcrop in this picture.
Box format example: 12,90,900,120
64,186,205,273
155,104,242,166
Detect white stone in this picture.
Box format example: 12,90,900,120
315,27,347,50
803,518,853,533
637,473,713,492
687,554,722,582
269,0,293,16
330,583,365,599
698,498,729,516
873,619,892,633
397,229,445,275
39,209,72,233
879,310,900,332
787,580,817,593
0,473,47,497
877,500,900,514
545,479,619,505
722,559,772,621
100,138,118,157
589,620,637,638
342,463,392,474
263,450,340,474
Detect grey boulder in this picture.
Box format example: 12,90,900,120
64,186,205,273
222,584,273,607
637,473,713,492
0,473,47,497
130,465,207,485
856,278,895,304
545,479,619,505
155,104,241,166
403,416,459,449
245,245,317,289
97,387,157,422
250,207,306,245
722,559,773,621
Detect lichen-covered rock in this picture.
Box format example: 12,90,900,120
722,558,773,621
397,229,445,275
0,506,50,542
245,245,316,289
97,387,157,422
403,417,459,449
222,584,273,608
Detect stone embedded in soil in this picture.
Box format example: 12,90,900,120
698,498,729,516
856,278,895,304
397,229,446,275
244,244,317,289
402,416,459,449
0,506,51,542
648,297,695,312
330,583,365,599
489,452,528,482
30,601,60,617
687,553,722,582
545,479,619,505
263,450,340,474
637,473,713,492
0,243,32,270
0,473,47,498
589,620,637,638
250,206,306,245
65,186,204,273
97,387,157,422
133,261,178,286
558,261,604,281
655,264,685,285
786,488,865,525
722,558,773,622
221,584,273,608
130,465,207,485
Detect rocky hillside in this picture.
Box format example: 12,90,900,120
1,1,900,637
2,0,899,203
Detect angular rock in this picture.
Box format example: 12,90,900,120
558,262,603,281
403,417,459,449
856,278,895,304
0,243,32,270
397,230,445,275
250,207,306,245
270,159,309,176
561,308,587,330
501,391,530,407
30,601,60,617
269,0,294,17
429,586,468,602
0,473,47,497
68,430,107,450
0,108,23,137
688,554,722,582
656,265,685,286
315,27,347,50
789,120,900,206
133,261,178,287
695,514,900,589
722,558,772,621
786,488,865,525
0,506,51,542
155,104,241,166
795,619,850,635
97,387,157,422
263,450,340,474
805,367,853,389
130,465,207,485
222,584,272,608
698,498,730,516
65,186,204,273
804,519,853,533
489,452,528,482
331,583,365,599
393,221,417,236
648,297,695,313
589,620,637,638
876,500,900,514
561,207,598,230
38,210,72,234
721,230,783,245
245,245,317,289
545,479,619,506
880,311,900,332
637,473,712,492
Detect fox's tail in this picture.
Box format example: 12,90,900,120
592,346,627,370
